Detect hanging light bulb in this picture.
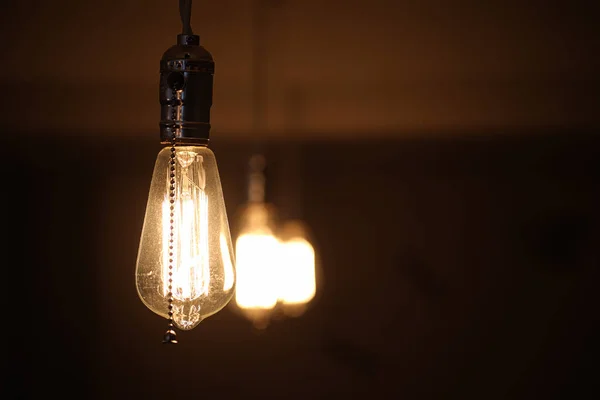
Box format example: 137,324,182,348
277,220,316,317
233,154,280,329
136,0,235,343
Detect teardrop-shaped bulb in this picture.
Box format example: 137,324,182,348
136,146,236,330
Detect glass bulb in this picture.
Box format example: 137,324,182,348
136,146,235,330
278,220,316,316
234,203,280,326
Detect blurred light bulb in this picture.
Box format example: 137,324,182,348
136,146,235,331
278,220,316,317
234,203,280,327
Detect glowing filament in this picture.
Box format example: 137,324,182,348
161,152,210,301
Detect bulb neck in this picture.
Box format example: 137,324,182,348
161,138,210,146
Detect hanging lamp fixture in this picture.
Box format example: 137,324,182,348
135,0,236,344
234,154,281,329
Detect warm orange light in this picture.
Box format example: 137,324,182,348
232,152,318,326
278,237,316,305
232,202,280,328
235,232,280,310
161,195,210,301
136,147,236,331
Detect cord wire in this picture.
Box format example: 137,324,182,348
179,0,194,35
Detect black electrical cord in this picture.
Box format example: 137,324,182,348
179,0,194,35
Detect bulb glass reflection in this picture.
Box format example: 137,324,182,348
136,146,235,330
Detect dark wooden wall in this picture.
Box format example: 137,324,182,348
7,132,598,399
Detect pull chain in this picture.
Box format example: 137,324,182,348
163,136,178,344
162,0,193,344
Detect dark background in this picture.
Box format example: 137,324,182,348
3,1,599,399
